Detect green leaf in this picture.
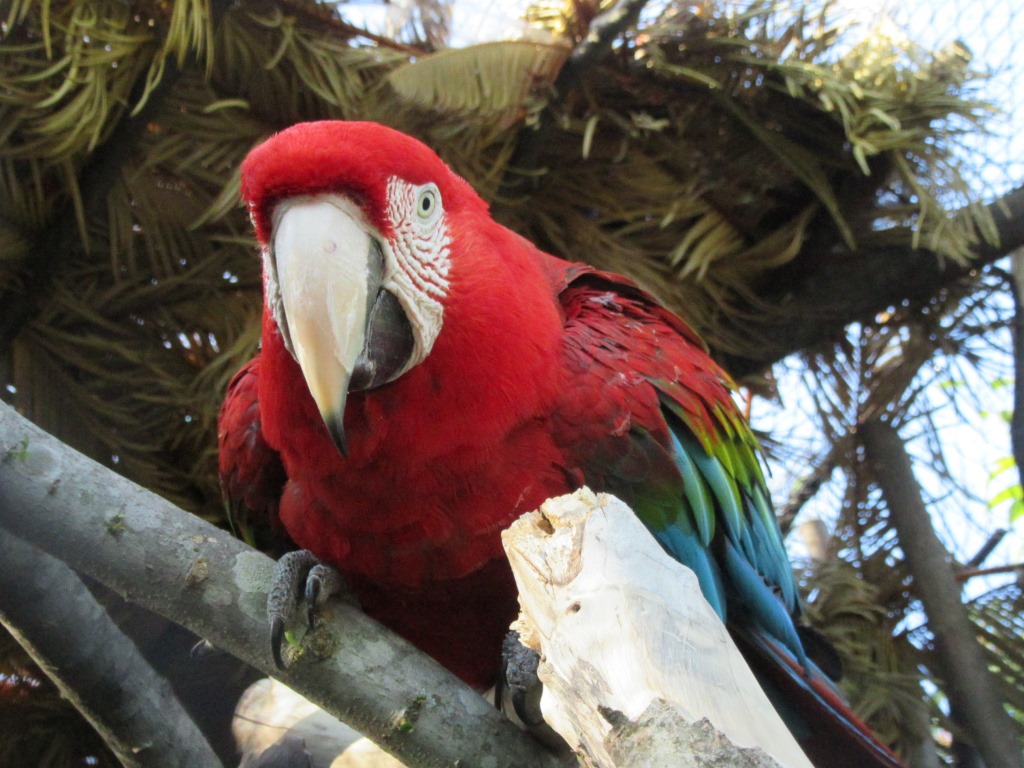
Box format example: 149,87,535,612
1009,499,1024,523
989,456,1018,479
385,41,570,118
988,484,1023,509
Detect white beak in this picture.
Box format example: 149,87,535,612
272,195,373,454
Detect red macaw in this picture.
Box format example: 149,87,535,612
219,121,902,768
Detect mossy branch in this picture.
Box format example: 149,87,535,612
0,401,562,768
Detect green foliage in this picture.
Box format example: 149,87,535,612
966,583,1024,723
769,266,1024,759
0,0,1015,761
988,456,1024,523
982,379,1024,523
801,558,929,752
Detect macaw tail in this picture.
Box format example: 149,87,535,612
733,628,906,768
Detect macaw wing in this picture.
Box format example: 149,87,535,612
548,262,904,767
218,355,293,556
547,261,804,662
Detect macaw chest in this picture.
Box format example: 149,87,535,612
275,423,572,589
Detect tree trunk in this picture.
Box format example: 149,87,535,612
502,488,812,768
858,419,1022,768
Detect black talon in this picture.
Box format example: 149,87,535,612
270,615,287,670
304,576,320,629
189,639,220,659
498,630,571,755
500,631,545,725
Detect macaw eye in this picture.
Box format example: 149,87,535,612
416,187,439,221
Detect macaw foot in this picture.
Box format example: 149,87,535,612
267,550,346,669
498,631,571,754
498,630,545,727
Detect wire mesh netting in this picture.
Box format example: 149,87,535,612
1,1,1020,762
859,0,1023,197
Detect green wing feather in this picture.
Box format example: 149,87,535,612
552,264,806,664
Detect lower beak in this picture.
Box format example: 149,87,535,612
272,196,374,455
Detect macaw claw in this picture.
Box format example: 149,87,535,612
497,630,545,727
269,614,288,670
496,630,569,754
267,550,345,669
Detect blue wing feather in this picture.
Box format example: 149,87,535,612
674,427,746,543
667,429,716,546
661,406,807,668
654,524,727,619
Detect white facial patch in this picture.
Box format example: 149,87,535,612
381,176,451,372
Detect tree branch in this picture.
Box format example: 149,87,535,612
0,532,222,767
963,528,1007,568
1009,250,1024,503
955,563,1023,583
722,186,1024,377
858,419,1023,768
778,442,842,536
0,401,562,768
234,677,407,767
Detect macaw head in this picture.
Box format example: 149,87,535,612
240,121,555,456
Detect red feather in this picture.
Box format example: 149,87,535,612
218,358,289,554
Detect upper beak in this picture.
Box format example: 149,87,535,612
272,196,375,456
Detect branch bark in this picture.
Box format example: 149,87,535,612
1009,249,1024,500
502,488,812,768
0,401,562,768
858,419,1023,768
0,532,222,768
